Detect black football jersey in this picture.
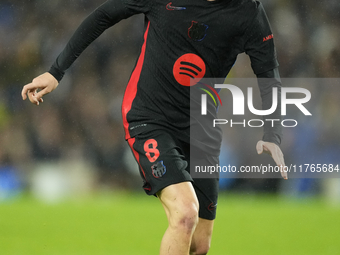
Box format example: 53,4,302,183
49,0,280,156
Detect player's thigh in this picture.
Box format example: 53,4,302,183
127,129,192,196
157,181,199,224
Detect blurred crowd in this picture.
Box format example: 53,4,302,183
0,0,340,199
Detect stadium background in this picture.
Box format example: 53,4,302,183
0,0,339,254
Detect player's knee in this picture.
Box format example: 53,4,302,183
178,212,199,234
170,204,199,234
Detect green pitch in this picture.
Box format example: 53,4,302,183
0,192,339,255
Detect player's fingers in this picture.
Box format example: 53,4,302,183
35,97,43,105
271,151,282,167
270,147,283,166
22,80,48,100
35,88,50,101
280,163,288,180
21,83,34,100
270,148,288,180
256,140,264,154
27,90,40,105
281,167,288,180
258,141,287,180
278,152,287,180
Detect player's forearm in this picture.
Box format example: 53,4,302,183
257,67,282,145
48,0,129,82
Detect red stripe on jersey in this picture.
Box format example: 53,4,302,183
122,21,151,139
127,137,151,191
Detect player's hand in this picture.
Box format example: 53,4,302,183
256,140,288,180
21,72,59,105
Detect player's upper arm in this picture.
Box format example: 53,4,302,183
243,2,279,75
95,0,151,24
94,0,128,25
121,0,152,15
48,0,149,82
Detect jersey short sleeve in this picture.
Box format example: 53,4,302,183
244,2,279,75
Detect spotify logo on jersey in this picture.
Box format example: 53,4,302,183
173,53,206,86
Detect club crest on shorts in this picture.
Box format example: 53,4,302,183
152,161,166,178
188,21,209,42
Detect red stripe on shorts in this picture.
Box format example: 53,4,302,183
127,137,151,191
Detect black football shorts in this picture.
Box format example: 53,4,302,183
127,128,219,220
